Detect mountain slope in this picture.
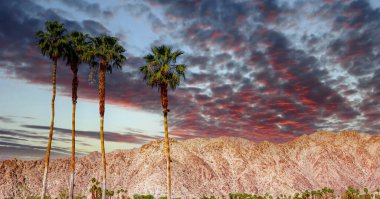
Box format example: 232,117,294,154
1,131,379,198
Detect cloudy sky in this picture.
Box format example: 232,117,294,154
0,0,379,160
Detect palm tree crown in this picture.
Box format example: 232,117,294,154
140,45,186,90
64,31,90,66
35,21,67,60
84,35,126,73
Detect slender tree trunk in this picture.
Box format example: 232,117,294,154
69,64,78,199
161,86,171,199
41,57,58,199
99,57,107,199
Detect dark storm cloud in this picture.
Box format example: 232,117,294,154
326,0,380,76
253,0,286,23
82,20,110,36
0,0,110,82
0,0,160,111
252,28,359,120
184,55,209,69
57,0,114,19
147,0,252,53
323,0,380,132
0,0,148,109
0,0,108,48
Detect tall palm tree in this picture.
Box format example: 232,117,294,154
35,21,67,198
140,45,187,199
84,35,126,199
63,31,90,199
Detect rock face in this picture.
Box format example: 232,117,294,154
1,131,380,198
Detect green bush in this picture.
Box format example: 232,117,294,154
10,179,380,199
133,194,155,199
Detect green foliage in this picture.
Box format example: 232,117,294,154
158,196,181,199
133,194,155,199
106,189,115,197
117,188,129,199
89,178,102,199
140,45,187,90
229,193,258,199
83,35,126,73
89,177,130,199
63,31,91,67
74,194,85,199
224,187,380,199
35,21,67,61
58,189,68,199
9,185,380,199
200,196,217,199
20,196,53,199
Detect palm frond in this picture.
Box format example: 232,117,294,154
139,45,187,90
63,31,92,68
35,21,67,60
85,35,126,73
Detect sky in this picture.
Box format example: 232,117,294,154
0,0,379,160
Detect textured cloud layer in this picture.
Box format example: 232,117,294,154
0,0,379,154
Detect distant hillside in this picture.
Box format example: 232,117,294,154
1,131,379,198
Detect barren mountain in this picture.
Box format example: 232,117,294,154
1,131,380,198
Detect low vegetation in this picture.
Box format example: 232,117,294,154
5,178,380,199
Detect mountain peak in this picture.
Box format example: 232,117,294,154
1,131,379,198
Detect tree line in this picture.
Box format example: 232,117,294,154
35,21,187,199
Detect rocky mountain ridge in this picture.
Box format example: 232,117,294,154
1,131,379,198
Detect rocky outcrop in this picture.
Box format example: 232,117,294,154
1,131,379,198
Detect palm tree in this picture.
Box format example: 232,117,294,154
140,45,187,199
84,35,126,199
63,31,90,199
35,21,67,198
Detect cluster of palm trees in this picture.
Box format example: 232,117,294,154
35,21,187,199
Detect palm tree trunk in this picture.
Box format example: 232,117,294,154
41,57,58,199
99,57,107,199
69,64,78,199
161,86,171,199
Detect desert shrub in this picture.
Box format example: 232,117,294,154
133,194,155,199
200,196,217,199
58,189,69,199
74,194,85,199
342,186,360,199
23,196,52,199
117,188,128,199
106,189,115,198
11,181,380,199
229,193,258,199
79,186,380,199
